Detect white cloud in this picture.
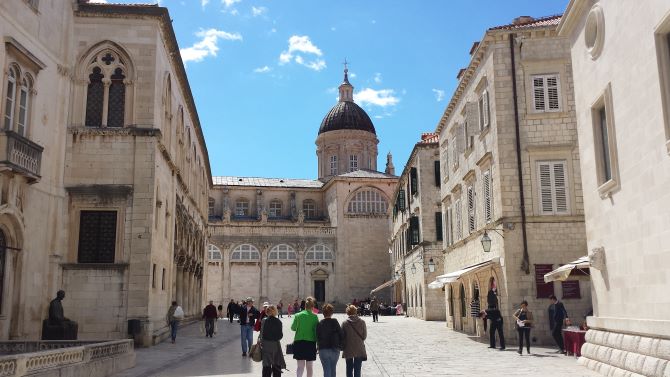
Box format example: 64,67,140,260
180,28,242,64
432,88,445,102
278,35,326,71
373,72,382,84
222,0,240,6
254,66,271,73
201,0,209,7
349,72,357,79
252,6,267,17
356,88,400,107
330,27,336,31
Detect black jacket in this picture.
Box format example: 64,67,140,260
261,316,283,341
316,318,344,350
239,305,260,326
485,308,503,323
552,301,568,330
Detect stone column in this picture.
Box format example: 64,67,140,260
297,248,305,299
260,245,269,301
223,244,231,302
186,269,194,315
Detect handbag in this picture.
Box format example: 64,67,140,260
249,343,262,362
285,343,294,354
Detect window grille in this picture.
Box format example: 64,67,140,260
77,210,117,263
107,68,125,127
85,67,104,127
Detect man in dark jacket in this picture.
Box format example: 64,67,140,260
370,297,380,322
485,305,505,350
226,299,237,323
202,301,218,338
549,295,568,353
239,297,261,357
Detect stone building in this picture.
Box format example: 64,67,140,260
207,69,398,307
0,0,210,346
558,1,670,375
388,132,446,320
434,15,591,344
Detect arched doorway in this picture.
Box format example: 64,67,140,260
459,283,466,330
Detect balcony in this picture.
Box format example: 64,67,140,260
0,131,43,183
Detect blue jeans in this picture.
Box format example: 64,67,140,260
240,324,253,353
169,320,178,341
319,348,340,377
345,358,363,377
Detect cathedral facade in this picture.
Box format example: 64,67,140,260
207,70,398,307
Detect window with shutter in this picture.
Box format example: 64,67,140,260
434,160,441,186
532,74,561,112
410,216,420,245
466,102,480,141
467,185,476,233
398,189,406,211
483,170,492,223
479,90,490,130
443,148,450,179
537,161,569,215
410,167,418,195
547,76,560,110
455,199,462,241
533,77,546,111
446,206,453,246
451,137,459,170
435,212,443,241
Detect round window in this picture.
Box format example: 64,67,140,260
584,4,605,60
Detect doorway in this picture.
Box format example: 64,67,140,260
314,280,325,303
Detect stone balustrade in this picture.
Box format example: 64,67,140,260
0,131,43,183
0,339,134,377
211,223,336,237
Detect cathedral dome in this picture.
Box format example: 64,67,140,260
318,101,376,135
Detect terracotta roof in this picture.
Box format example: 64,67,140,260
419,133,439,144
212,176,324,188
488,15,562,31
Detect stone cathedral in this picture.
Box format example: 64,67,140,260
206,69,398,307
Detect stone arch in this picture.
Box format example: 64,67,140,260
344,186,390,215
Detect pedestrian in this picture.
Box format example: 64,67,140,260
369,297,379,323
202,300,218,337
217,304,224,318
300,299,306,312
166,301,183,344
485,305,505,350
341,304,367,377
260,305,286,377
291,296,319,377
316,303,344,377
277,300,284,318
548,294,568,353
287,302,294,318
293,299,300,315
513,300,534,355
227,299,236,323
240,297,261,357
256,302,269,332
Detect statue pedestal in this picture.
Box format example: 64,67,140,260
41,319,78,340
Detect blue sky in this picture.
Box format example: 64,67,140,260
98,0,568,178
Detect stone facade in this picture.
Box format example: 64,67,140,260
206,72,398,308
389,133,446,321
0,1,210,346
435,16,592,345
559,1,670,375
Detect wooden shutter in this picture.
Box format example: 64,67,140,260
398,189,406,211
539,162,554,214
466,102,480,136
410,167,418,195
538,161,569,215
457,123,466,153
434,160,441,186
451,137,459,168
435,212,443,241
483,170,492,223
447,206,453,246
553,162,568,213
467,185,476,233
533,76,546,111
547,75,560,110
455,199,462,240
410,216,420,245
443,149,449,179
482,90,490,128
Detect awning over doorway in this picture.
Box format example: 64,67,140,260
428,280,444,289
370,279,397,294
543,256,590,282
436,257,500,284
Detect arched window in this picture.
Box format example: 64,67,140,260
347,188,388,214
302,199,317,219
208,244,222,260
231,244,260,261
268,244,296,260
3,66,18,130
269,200,282,218
83,48,131,128
305,244,333,261
235,198,250,217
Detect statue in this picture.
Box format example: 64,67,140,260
42,290,78,340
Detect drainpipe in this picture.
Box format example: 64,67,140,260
509,33,530,274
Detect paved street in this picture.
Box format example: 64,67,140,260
116,315,599,377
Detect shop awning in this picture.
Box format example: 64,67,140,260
543,256,590,282
436,257,500,284
428,280,444,289
370,279,397,294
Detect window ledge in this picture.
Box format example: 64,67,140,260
597,178,619,199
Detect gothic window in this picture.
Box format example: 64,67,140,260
305,244,333,261
268,244,297,260
0,230,5,312
208,244,222,261
330,155,338,175
77,210,117,263
347,188,388,214
107,68,125,127
231,244,260,261
83,48,131,127
302,199,317,219
235,198,250,217
269,200,282,218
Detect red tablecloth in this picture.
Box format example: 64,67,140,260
563,329,587,357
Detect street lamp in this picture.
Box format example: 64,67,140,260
481,231,492,252
428,258,436,272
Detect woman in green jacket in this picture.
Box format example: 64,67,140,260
291,296,319,377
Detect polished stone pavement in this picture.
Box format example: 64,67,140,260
115,314,599,377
